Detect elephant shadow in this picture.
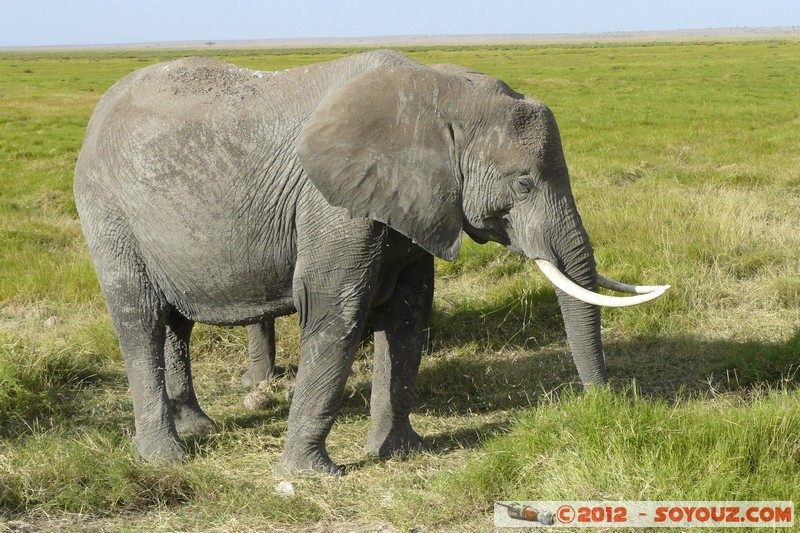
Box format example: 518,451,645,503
605,328,800,400
410,328,800,415
428,281,566,354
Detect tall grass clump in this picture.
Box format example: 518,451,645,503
0,336,101,435
1,431,195,515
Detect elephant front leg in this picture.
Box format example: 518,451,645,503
275,307,367,475
276,209,386,476
275,256,380,475
365,255,434,457
242,320,277,385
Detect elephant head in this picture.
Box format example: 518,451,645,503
297,56,668,386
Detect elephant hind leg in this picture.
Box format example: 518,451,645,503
242,320,277,385
365,254,434,458
164,310,216,438
90,239,185,462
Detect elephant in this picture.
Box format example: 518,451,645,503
74,50,668,475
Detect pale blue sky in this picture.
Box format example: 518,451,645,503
1,0,797,47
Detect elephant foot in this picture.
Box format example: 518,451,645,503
275,446,343,477
364,422,429,458
134,432,187,464
241,363,273,386
171,402,217,438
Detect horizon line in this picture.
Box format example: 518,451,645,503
3,26,799,51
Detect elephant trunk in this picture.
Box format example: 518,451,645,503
548,225,607,386
556,283,607,386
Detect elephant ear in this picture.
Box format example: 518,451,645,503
296,65,463,261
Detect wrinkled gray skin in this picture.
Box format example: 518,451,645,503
242,321,280,385
74,51,606,475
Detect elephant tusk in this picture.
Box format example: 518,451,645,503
534,260,669,307
596,274,671,295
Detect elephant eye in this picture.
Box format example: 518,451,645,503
511,176,535,197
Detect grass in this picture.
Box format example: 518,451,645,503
431,386,800,511
1,39,799,531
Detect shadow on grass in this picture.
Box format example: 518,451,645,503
0,366,126,439
606,328,800,400
429,283,565,352
225,405,291,432
335,419,513,474
424,419,510,454
411,328,800,417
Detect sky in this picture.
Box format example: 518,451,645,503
1,0,798,48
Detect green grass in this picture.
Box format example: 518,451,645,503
430,386,800,512
1,39,799,531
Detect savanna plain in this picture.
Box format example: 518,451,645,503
1,40,799,531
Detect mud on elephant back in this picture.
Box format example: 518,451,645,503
73,50,669,475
